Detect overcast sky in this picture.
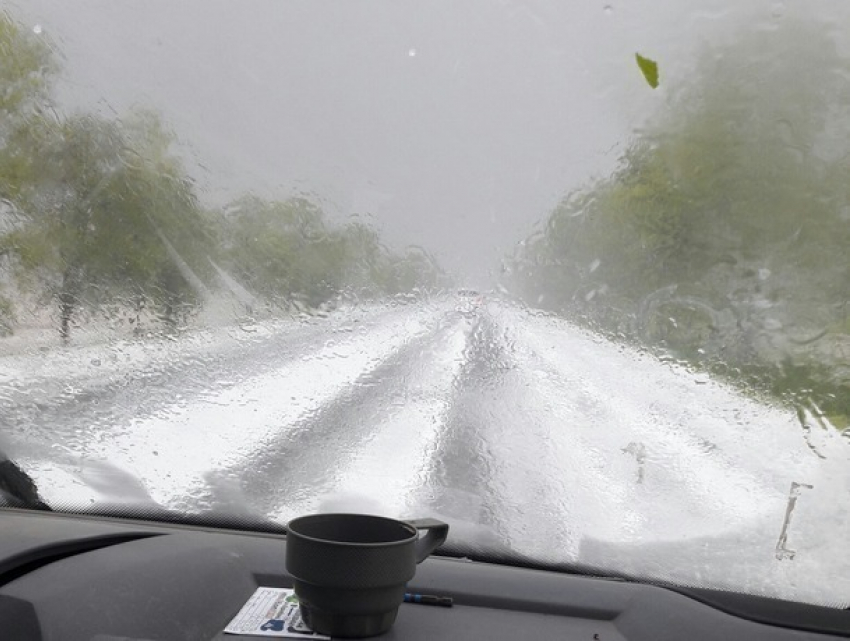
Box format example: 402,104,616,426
6,0,841,284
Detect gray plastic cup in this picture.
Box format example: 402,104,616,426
286,513,449,638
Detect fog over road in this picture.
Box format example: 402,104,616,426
1,298,848,606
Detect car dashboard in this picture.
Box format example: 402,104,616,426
0,508,848,640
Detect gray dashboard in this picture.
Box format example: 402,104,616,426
0,509,846,640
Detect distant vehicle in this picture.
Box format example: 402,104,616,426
455,288,484,317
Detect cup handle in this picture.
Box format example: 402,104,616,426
405,518,449,563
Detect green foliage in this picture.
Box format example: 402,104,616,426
0,293,14,336
511,19,850,421
0,12,56,118
635,53,659,88
219,195,341,307
0,13,219,336
0,9,445,339
218,196,446,309
1,111,217,335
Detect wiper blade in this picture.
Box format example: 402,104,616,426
0,458,50,511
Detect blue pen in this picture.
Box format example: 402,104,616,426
404,592,453,607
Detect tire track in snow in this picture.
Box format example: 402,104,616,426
31,305,440,509
264,314,473,524
0,306,404,451
418,313,600,559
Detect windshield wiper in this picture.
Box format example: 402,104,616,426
0,456,50,512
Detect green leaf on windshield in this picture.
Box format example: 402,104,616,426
635,53,659,88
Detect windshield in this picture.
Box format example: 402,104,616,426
1,0,849,608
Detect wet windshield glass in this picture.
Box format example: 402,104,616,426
1,0,849,608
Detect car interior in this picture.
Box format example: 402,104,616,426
1,505,849,641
